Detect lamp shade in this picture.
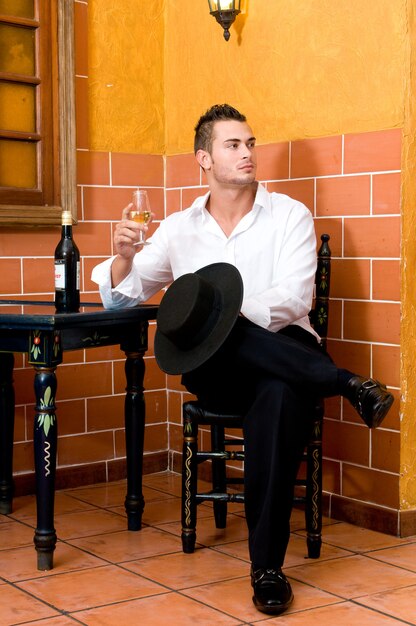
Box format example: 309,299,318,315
208,1,241,10
208,0,241,41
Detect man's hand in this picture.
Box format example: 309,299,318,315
114,204,154,259
110,204,155,288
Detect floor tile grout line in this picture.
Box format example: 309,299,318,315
14,559,229,618
57,490,179,512
170,573,251,594
9,561,111,585
281,570,416,624
336,549,416,565
248,597,410,626
284,543,416,570
362,539,416,554
352,575,416,596
2,513,38,532
66,589,181,618
283,570,354,603
62,580,254,626
209,545,251,566
360,551,416,577
117,559,251,595
351,596,416,626
285,552,360,573
253,598,348,622
4,575,75,620
7,510,129,539
58,535,185,569
175,583,255,624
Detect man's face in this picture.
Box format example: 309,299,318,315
201,120,257,187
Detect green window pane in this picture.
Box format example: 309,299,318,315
0,139,37,188
0,23,35,75
0,82,36,133
0,0,34,19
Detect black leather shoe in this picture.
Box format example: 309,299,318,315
346,376,394,428
251,567,293,615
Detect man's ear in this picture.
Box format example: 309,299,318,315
196,149,211,171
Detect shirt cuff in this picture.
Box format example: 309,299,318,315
240,297,271,330
91,257,114,288
90,257,144,308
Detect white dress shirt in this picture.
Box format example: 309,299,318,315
91,183,319,339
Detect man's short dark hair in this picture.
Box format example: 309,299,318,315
194,104,246,154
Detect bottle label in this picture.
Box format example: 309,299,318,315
55,260,66,290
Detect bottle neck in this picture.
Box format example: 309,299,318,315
61,224,72,237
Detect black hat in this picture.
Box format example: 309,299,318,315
154,263,243,375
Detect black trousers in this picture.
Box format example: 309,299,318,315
182,317,341,569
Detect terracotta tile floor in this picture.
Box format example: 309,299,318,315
1,471,416,625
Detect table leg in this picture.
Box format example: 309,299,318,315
124,350,146,530
33,366,57,570
0,353,15,514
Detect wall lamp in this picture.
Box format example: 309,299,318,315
208,0,241,41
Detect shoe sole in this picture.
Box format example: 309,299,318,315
371,393,394,428
252,594,294,615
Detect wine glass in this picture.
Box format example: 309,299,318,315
130,189,152,246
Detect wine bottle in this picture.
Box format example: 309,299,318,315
54,210,80,313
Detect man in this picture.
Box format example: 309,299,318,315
92,104,393,615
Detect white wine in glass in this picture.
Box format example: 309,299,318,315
130,189,151,246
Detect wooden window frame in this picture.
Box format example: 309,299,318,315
0,0,76,227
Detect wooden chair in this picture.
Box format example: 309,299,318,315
181,234,331,559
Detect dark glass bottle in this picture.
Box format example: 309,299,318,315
54,210,80,313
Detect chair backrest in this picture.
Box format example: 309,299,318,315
309,234,331,350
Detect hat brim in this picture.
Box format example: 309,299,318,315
154,263,243,375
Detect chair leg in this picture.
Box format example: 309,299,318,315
181,410,198,553
211,425,227,528
305,416,322,559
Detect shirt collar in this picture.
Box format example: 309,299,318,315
253,182,272,215
190,182,270,217
190,191,211,225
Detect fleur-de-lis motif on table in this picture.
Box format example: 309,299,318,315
82,331,110,346
53,332,61,358
37,386,55,437
30,330,42,360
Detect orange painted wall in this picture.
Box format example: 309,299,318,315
86,1,406,155
87,0,165,153
163,1,406,154
1,1,414,525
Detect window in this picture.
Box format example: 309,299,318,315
0,0,76,227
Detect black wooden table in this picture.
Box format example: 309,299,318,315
0,300,158,570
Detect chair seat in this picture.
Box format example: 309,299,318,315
183,401,244,427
